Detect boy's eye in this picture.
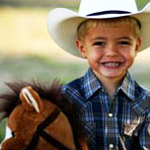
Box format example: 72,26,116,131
119,41,131,45
93,41,105,46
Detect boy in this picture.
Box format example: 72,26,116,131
47,0,150,150
2,0,150,150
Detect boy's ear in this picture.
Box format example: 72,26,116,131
75,39,87,58
135,37,142,54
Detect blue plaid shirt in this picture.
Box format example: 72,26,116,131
61,68,150,150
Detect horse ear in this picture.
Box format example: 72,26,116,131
19,86,43,113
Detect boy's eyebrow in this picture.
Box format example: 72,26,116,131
91,36,133,40
91,37,107,40
117,37,134,40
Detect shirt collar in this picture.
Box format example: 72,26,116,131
83,68,136,101
83,68,103,99
118,72,136,101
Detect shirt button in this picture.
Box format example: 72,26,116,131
109,144,114,148
108,113,113,117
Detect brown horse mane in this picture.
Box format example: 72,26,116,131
0,80,63,117
0,80,85,150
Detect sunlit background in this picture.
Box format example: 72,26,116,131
0,0,150,90
0,0,88,93
0,0,150,142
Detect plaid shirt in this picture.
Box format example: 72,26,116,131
61,68,150,150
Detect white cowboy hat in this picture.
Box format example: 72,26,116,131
47,0,150,58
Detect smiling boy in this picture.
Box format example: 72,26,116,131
47,0,150,150
75,18,141,100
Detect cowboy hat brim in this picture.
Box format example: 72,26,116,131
47,3,150,58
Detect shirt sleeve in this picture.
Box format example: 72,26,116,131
140,112,150,150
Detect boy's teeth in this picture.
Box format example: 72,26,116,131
104,63,119,66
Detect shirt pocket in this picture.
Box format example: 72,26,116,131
124,118,141,137
123,99,147,137
123,116,144,150
123,112,145,137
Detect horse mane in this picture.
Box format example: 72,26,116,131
0,80,85,150
0,80,62,118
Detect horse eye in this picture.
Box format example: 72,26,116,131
12,131,15,137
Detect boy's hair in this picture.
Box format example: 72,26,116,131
77,17,141,40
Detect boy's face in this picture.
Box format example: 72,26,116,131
76,23,141,81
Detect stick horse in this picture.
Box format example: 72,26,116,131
0,81,88,150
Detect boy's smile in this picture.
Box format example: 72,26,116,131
76,23,141,81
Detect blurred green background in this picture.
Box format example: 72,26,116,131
0,0,150,143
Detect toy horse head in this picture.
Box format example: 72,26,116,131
0,81,88,150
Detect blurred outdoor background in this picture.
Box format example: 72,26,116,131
0,0,150,143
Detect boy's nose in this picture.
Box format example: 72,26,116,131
105,44,118,56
